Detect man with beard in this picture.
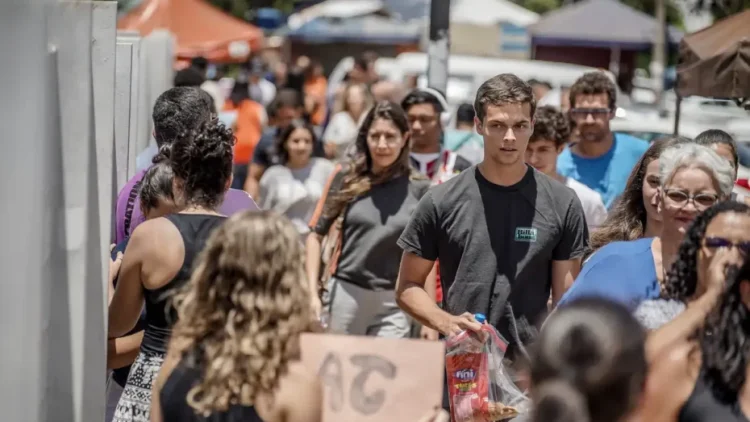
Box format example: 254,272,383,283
557,72,648,208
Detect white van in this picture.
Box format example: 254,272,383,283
393,53,612,89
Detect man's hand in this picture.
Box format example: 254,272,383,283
420,325,439,341
437,312,483,338
417,408,449,422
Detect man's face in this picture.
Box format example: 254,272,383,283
275,105,302,129
476,103,533,167
525,139,562,177
406,103,442,150
569,93,613,144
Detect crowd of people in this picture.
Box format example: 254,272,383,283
104,50,750,422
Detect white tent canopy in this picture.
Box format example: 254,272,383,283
288,0,390,30
451,0,539,27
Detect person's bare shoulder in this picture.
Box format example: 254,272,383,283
131,217,184,289
277,361,323,422
641,340,699,420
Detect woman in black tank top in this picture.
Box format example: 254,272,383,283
150,212,322,422
642,254,750,421
108,119,235,422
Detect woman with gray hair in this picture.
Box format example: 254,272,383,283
558,143,734,329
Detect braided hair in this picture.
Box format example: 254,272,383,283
701,257,750,402
663,200,750,300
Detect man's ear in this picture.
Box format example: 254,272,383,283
474,116,482,133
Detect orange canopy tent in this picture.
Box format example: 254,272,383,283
118,0,265,63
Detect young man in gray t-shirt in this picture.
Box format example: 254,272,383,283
396,74,589,357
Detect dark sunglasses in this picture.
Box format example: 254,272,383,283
569,108,610,117
703,236,750,254
663,189,719,209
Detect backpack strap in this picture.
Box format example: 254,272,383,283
123,180,142,237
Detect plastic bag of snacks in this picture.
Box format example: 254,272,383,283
445,314,529,421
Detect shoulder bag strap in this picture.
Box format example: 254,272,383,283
123,180,142,238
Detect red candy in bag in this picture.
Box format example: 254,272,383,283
445,314,527,422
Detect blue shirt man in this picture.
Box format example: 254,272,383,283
556,72,649,208
558,132,649,208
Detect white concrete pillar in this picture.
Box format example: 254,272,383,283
0,0,57,420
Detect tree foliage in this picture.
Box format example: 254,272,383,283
689,0,750,19
513,0,684,27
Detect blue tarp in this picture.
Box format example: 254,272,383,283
279,14,421,44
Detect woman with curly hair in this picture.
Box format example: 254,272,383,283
306,101,431,336
640,200,750,363
109,119,234,422
641,252,750,421
587,136,682,256
558,143,735,314
150,211,322,422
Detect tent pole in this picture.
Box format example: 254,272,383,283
673,93,682,136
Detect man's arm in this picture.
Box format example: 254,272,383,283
397,253,480,337
396,190,481,337
396,253,447,331
244,135,273,198
550,258,581,306
244,163,265,200
551,194,588,307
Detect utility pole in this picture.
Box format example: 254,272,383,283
651,0,667,116
427,0,450,95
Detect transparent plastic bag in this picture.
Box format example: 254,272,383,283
445,314,530,421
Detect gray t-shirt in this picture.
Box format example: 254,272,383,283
398,166,588,353
259,158,335,234
311,170,431,290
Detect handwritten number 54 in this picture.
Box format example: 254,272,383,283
318,353,397,415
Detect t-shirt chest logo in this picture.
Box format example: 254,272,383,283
514,227,537,242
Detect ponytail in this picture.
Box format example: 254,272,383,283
153,143,173,164
532,380,590,422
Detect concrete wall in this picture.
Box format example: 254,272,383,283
0,2,131,420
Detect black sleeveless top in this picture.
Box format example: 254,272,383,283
679,369,750,422
141,214,226,355
161,356,265,422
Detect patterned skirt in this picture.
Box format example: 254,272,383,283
112,351,165,422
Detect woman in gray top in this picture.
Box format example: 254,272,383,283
259,120,334,235
305,101,431,336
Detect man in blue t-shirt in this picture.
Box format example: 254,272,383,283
557,72,649,208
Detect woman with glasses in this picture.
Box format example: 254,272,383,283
305,101,431,337
588,136,685,258
641,252,750,422
558,143,735,320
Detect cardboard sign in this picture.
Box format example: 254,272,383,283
301,333,445,422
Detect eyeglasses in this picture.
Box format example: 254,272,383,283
663,189,719,210
569,108,611,118
703,236,750,255
367,132,402,146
